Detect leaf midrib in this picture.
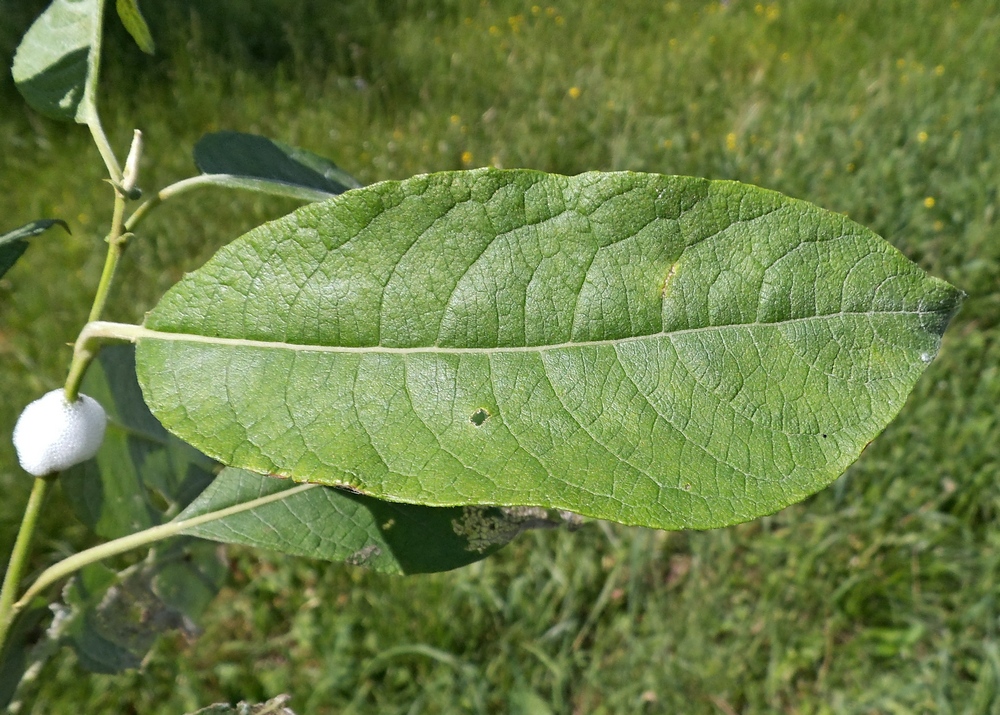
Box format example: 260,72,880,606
130,308,940,354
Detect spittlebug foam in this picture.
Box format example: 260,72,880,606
12,389,107,477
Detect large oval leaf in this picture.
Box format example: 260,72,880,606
134,169,963,530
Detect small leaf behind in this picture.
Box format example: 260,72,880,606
12,0,105,123
194,131,362,198
49,541,226,674
0,219,69,279
115,0,154,54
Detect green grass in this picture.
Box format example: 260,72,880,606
1,0,999,711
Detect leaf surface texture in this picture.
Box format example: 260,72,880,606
136,169,962,529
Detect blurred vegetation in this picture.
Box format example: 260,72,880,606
1,0,998,712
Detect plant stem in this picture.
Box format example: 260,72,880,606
0,126,135,652
65,126,142,402
125,174,332,234
11,484,320,617
64,159,132,401
87,117,122,184
0,476,53,651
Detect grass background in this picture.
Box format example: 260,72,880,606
1,0,998,712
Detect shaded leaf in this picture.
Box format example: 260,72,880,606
48,540,226,674
134,169,963,530
115,0,154,54
0,243,28,282
0,219,69,279
139,539,229,626
176,468,557,574
62,344,215,540
12,0,105,123
0,602,48,709
55,563,180,673
194,131,362,199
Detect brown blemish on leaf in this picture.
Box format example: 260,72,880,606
345,544,381,566
451,506,584,552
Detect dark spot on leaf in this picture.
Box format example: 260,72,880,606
682,483,692,491
822,434,828,438
470,408,490,426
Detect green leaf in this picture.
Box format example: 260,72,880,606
12,0,106,123
193,131,362,199
176,468,553,574
115,0,154,54
0,219,69,279
62,344,216,540
134,169,964,530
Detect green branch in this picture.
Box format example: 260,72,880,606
0,476,53,651
11,484,321,616
87,117,122,184
125,174,332,234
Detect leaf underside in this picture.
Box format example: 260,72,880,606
177,468,529,574
135,169,963,530
193,131,362,198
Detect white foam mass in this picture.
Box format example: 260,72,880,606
12,389,107,476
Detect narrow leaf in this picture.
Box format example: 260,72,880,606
12,0,105,123
176,468,542,574
0,219,69,279
115,0,154,54
62,344,215,540
194,131,362,198
134,169,964,530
